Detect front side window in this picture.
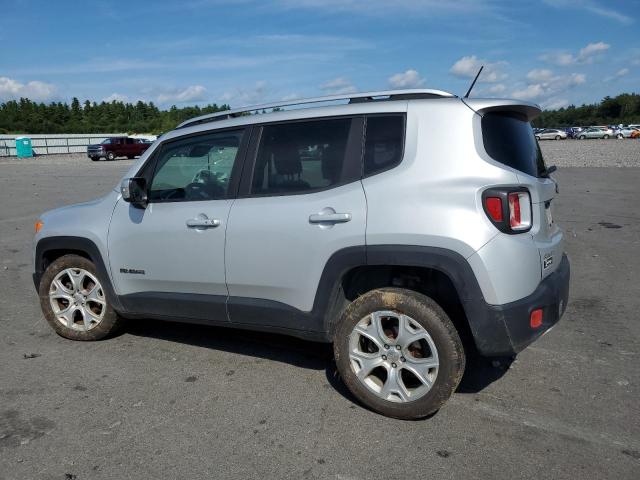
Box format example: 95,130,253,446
364,115,404,176
149,129,244,202
251,118,351,195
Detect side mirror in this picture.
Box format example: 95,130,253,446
121,177,148,208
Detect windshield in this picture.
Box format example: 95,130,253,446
101,139,112,144
481,111,547,178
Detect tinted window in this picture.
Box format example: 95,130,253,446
149,129,244,202
252,118,351,195
481,112,546,177
364,115,404,176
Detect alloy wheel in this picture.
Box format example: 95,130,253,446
49,268,106,331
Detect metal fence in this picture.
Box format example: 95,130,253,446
0,134,155,157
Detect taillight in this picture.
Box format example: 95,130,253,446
485,197,503,222
482,188,532,234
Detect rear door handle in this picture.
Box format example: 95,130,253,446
186,215,220,229
308,212,351,224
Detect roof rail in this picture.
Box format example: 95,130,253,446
177,88,456,129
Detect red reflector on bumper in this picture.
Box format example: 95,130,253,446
530,309,543,329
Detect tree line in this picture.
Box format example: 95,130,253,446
533,93,640,127
0,92,638,134
0,97,230,135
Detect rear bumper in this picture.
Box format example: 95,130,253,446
471,253,570,356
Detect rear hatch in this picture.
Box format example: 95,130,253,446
467,99,564,279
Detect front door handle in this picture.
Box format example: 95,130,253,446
186,215,220,229
309,212,351,224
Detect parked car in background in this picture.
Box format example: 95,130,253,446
615,127,640,139
87,137,151,161
535,128,568,140
577,127,612,139
630,129,640,139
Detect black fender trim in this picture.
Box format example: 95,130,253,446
33,236,124,312
364,245,513,355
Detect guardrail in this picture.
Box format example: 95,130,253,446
0,134,155,157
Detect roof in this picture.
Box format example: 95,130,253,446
177,88,456,129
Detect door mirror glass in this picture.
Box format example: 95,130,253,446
121,177,148,208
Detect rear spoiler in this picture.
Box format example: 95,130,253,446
461,98,542,122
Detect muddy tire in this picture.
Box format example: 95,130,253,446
38,254,124,341
333,287,465,420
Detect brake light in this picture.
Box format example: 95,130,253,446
484,197,503,222
482,188,532,234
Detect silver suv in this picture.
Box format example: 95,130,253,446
33,89,570,419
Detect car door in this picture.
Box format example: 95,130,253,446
108,127,248,321
225,117,366,331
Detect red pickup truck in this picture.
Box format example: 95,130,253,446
87,137,151,161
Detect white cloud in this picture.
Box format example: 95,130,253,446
540,41,610,66
487,83,507,95
220,81,269,106
320,77,357,95
103,93,129,103
388,69,425,88
526,69,554,83
512,72,586,101
541,0,633,25
0,76,57,101
449,55,507,83
542,98,570,110
157,85,207,104
604,68,630,82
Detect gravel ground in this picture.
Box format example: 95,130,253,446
0,150,639,479
540,138,640,167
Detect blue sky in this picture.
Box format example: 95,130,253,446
0,0,638,110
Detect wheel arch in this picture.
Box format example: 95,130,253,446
34,236,123,311
318,245,499,353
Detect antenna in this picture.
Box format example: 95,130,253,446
464,66,484,98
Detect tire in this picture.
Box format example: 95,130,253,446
333,287,465,420
106,151,116,161
535,136,541,141
616,134,623,139
38,254,124,341
90,156,99,162
603,135,609,139
127,155,134,159
579,135,586,140
555,135,561,140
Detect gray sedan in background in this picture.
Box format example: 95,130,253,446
535,128,568,140
577,127,612,139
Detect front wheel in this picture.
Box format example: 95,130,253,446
616,134,623,139
579,135,586,139
555,135,561,140
38,254,124,341
603,135,609,139
106,151,116,161
333,288,465,420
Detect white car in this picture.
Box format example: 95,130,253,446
615,127,640,139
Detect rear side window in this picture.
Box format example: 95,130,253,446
481,112,546,177
364,115,404,176
251,118,352,195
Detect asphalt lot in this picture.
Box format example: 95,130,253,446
1,145,639,479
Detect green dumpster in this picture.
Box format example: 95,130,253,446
16,137,33,158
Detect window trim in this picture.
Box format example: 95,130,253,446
237,115,364,199
362,113,406,179
140,126,251,204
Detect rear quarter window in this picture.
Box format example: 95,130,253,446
481,111,546,177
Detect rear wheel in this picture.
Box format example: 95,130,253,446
579,135,586,139
603,134,609,139
555,135,561,140
334,288,465,420
38,254,124,341
616,134,623,139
